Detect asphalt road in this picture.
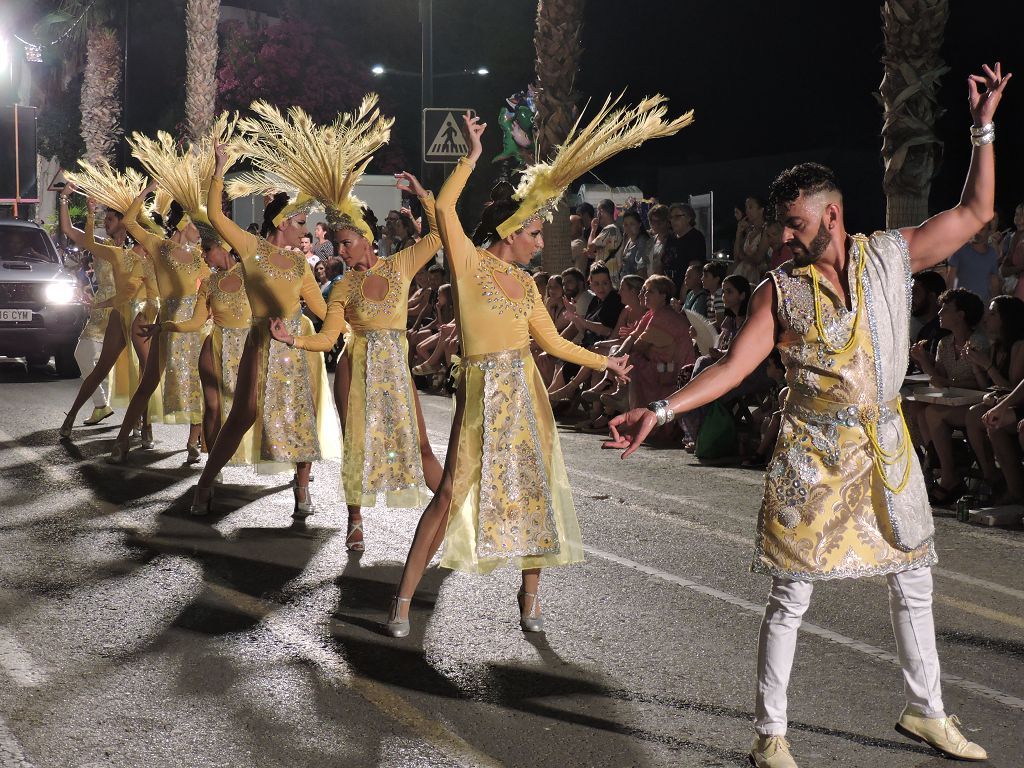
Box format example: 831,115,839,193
1,360,1023,768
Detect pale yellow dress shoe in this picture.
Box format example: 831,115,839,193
83,405,114,425
896,710,988,761
749,735,798,768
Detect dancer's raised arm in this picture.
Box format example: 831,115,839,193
207,141,257,258
903,62,1011,271
434,113,486,277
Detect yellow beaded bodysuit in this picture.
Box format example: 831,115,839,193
207,176,338,472
436,159,609,574
164,262,256,465
293,196,441,507
123,195,211,424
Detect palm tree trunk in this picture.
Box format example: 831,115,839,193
879,0,949,229
185,0,221,142
80,26,122,164
534,0,585,273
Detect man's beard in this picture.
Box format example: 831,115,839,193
789,221,830,267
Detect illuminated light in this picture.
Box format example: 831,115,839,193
476,67,489,76
371,64,385,75
45,281,76,305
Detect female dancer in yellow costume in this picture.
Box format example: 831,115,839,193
385,100,690,636
270,171,444,550
190,140,337,516
58,165,159,441
235,95,438,550
107,178,209,463
59,188,119,427
157,234,255,467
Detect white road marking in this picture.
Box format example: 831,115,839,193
0,715,36,768
584,545,1024,713
0,628,48,688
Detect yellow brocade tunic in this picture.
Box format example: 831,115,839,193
165,263,256,464
124,198,211,424
436,158,608,574
758,232,935,581
294,193,441,507
84,213,158,405
207,177,338,471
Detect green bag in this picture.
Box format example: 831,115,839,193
695,401,738,460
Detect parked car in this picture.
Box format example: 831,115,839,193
0,220,89,377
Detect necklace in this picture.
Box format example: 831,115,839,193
809,238,866,355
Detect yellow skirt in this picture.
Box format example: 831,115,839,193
341,329,430,509
440,346,583,575
249,313,340,475
212,325,257,466
110,298,158,408
148,294,208,425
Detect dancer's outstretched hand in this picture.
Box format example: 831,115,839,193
969,62,1012,126
603,407,657,458
463,112,487,164
213,140,229,176
605,354,633,383
269,317,294,346
395,171,427,198
139,323,163,338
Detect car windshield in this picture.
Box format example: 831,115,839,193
0,228,57,263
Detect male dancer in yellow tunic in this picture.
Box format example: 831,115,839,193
607,63,1009,767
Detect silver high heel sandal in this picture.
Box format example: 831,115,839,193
140,426,155,450
190,485,214,516
345,518,365,551
185,442,201,464
58,414,74,440
384,596,411,638
292,480,314,519
518,590,545,633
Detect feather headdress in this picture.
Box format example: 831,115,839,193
496,94,694,238
229,95,393,239
64,160,148,216
129,113,240,245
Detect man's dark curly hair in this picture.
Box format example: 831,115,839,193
767,163,843,222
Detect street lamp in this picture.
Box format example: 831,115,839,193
371,64,385,76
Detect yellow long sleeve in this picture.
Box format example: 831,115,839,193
434,158,477,278
301,263,328,320
395,193,442,275
123,194,164,257
527,283,607,370
163,278,211,333
293,280,349,351
207,176,257,258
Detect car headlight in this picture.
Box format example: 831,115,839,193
45,281,77,305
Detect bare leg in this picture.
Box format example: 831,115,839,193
113,329,163,448
965,402,998,486
413,387,443,492
188,423,202,449
925,404,968,490
393,381,467,619
197,336,221,449
61,311,127,432
332,352,364,542
991,425,1024,501
196,332,259,491
128,311,153,435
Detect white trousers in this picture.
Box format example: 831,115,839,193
754,566,944,735
74,336,108,407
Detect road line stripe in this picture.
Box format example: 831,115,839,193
0,716,36,768
204,582,504,768
935,594,1024,630
567,465,1024,603
0,628,48,688
584,545,1024,713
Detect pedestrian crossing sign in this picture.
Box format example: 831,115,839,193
423,108,473,163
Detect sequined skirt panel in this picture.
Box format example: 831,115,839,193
149,295,208,424
756,390,935,581
342,330,429,508
440,346,583,574
81,305,111,342
249,313,340,474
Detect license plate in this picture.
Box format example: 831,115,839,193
0,309,32,322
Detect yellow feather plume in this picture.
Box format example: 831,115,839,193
230,95,393,239
64,160,148,215
496,94,694,238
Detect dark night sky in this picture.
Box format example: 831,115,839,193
34,0,1024,236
